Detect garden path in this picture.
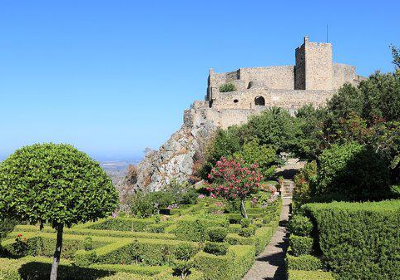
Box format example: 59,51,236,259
242,190,292,280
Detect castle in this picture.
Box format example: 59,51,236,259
184,37,365,129
122,37,367,192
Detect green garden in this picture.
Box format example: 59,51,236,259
0,186,282,280
1,46,400,280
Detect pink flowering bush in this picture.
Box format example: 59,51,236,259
207,157,263,218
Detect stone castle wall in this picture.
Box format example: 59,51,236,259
120,37,367,193
302,40,333,90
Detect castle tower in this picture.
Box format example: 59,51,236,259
295,36,333,90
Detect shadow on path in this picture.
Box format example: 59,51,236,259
242,197,291,280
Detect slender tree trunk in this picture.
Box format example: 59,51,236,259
241,199,248,219
50,224,63,280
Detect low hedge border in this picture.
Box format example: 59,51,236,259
86,238,199,266
285,254,323,271
83,217,156,232
194,245,255,280
288,235,313,256
12,225,177,240
174,216,229,242
287,270,335,280
0,257,204,280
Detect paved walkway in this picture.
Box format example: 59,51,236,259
242,197,291,280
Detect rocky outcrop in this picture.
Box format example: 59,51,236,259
116,101,217,195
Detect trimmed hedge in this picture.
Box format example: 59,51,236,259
288,270,335,280
3,233,110,259
194,245,255,280
287,215,313,236
84,217,156,232
289,235,313,256
12,225,177,240
286,254,323,271
1,195,283,280
93,239,199,266
203,242,228,256
174,216,229,242
0,257,204,280
304,200,400,280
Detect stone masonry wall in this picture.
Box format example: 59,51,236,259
333,63,357,89
304,41,333,90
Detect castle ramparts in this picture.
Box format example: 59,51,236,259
184,37,365,129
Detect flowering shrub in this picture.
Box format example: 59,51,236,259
13,234,28,256
207,157,263,218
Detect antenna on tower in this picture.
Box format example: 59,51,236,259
326,24,329,43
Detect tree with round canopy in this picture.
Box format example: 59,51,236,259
0,143,119,280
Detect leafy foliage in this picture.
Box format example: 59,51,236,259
286,254,323,271
243,107,299,153
0,143,119,228
207,158,262,218
390,44,400,68
304,200,400,280
292,162,317,208
288,215,313,237
289,235,313,256
233,139,280,179
316,142,390,200
219,83,236,92
206,227,228,242
203,242,228,255
0,143,119,280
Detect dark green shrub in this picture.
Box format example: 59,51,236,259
304,200,400,280
82,237,93,251
174,243,196,261
316,142,390,200
172,243,196,278
0,218,17,243
206,227,228,242
219,83,236,92
238,227,255,237
286,254,323,271
292,161,317,208
240,218,251,228
203,242,228,256
174,216,229,242
172,259,194,279
129,191,175,218
288,215,313,236
289,235,313,256
179,188,198,205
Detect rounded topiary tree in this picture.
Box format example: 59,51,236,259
0,143,119,280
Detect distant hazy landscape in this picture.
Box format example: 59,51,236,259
100,159,140,185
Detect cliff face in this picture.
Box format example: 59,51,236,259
116,102,217,196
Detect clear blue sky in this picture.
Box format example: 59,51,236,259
1,0,399,161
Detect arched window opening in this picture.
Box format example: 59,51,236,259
254,96,265,106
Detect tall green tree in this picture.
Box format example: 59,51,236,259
391,44,400,68
294,104,328,162
242,107,299,153
233,139,280,178
0,143,119,280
